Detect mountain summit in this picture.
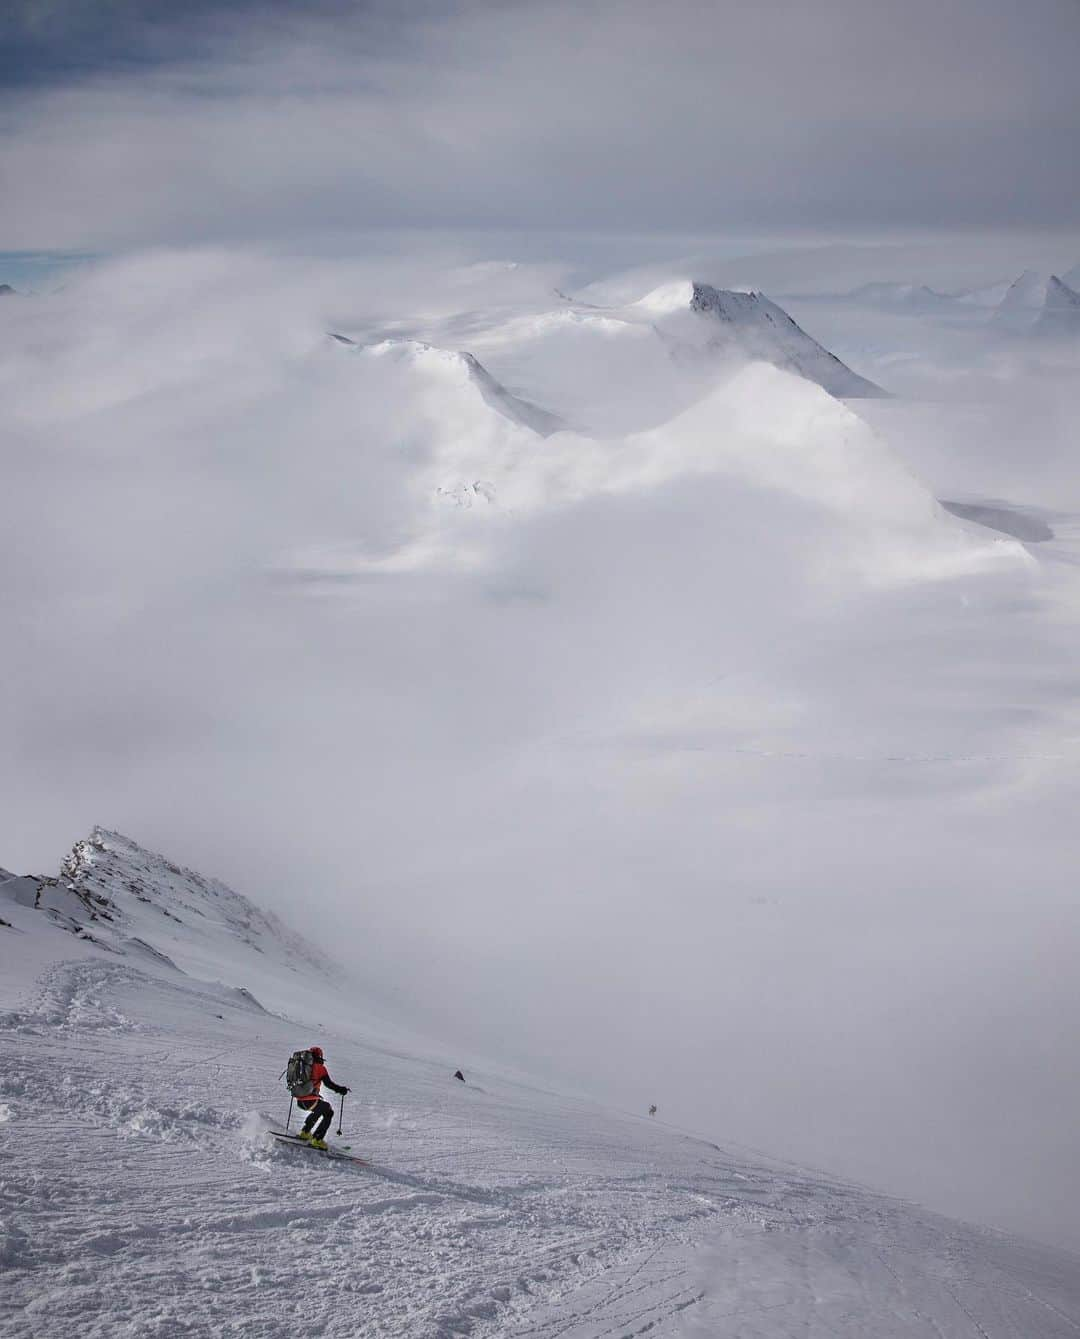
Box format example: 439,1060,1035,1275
988,270,1080,335
638,280,887,399
1,826,324,984
1032,275,1080,338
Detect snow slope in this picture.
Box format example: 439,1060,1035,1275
624,279,887,398
1,827,324,992
678,281,887,397
285,346,1026,587
1032,276,1080,338
989,271,1080,334
443,278,886,439
3,832,1080,1338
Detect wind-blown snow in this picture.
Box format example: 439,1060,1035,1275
343,335,567,437
3,831,1079,1338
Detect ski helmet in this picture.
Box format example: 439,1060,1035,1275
309,1045,324,1058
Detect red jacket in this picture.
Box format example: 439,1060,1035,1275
297,1061,347,1105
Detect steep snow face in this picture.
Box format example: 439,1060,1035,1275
671,282,887,398
1,827,326,989
1032,275,1080,338
990,271,1080,335
989,270,1053,329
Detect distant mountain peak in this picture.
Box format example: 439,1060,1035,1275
658,280,888,399
1032,275,1080,338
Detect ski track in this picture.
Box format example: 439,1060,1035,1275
2,959,1079,1338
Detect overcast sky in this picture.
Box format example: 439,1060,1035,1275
1,0,1079,252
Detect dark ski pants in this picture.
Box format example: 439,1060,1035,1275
299,1098,334,1139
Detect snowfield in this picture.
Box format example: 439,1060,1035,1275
3,833,1080,1338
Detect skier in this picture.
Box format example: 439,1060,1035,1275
295,1045,350,1149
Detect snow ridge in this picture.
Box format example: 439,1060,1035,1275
683,282,888,398
1032,275,1080,338
989,271,1080,335
333,333,567,437
2,826,326,980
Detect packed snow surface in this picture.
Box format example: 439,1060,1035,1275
3,831,1080,1338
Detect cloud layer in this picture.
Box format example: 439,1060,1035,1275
2,0,1079,249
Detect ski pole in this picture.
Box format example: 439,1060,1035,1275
337,1092,345,1137
286,1096,294,1133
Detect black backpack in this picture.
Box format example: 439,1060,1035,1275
285,1049,317,1098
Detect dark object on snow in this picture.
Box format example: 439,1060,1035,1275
453,1070,465,1082
649,1105,658,1117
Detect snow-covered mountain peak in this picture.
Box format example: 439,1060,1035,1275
990,270,1053,329
1032,274,1080,337
990,271,1080,335
3,826,326,985
632,278,696,314
657,281,888,399
1044,275,1080,308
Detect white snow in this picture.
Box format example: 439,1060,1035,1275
1032,276,1080,338
988,270,1080,334
4,830,1080,1338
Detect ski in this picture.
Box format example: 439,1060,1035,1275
271,1132,369,1165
